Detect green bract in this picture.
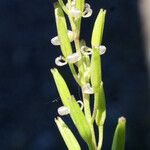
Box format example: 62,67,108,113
55,117,81,150
111,117,126,150
51,68,71,107
91,9,106,47
68,96,93,145
51,68,93,146
54,3,72,58
50,1,126,150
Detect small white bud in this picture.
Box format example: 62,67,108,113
94,45,107,55
83,8,93,18
71,0,76,7
82,83,94,94
58,106,70,116
99,45,107,55
51,36,60,46
51,30,74,46
67,52,81,63
55,56,67,66
68,30,74,42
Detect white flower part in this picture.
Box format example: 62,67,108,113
51,30,74,46
82,83,94,94
51,36,60,46
82,7,93,18
85,3,91,9
66,3,70,9
57,106,70,116
68,30,74,42
55,56,67,66
77,100,84,110
67,52,81,63
81,46,92,55
71,0,76,7
99,45,107,55
77,73,80,79
70,7,81,18
66,0,76,10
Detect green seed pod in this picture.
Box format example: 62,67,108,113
51,68,71,107
111,117,126,150
54,3,72,58
95,83,106,126
91,9,106,47
90,47,101,93
55,117,81,150
90,10,106,93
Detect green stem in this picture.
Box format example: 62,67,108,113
87,141,97,150
82,91,97,150
68,6,97,149
82,92,91,123
68,64,82,86
97,125,104,150
58,0,69,14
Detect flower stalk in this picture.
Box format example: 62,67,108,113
50,0,126,150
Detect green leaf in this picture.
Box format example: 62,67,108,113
91,9,106,47
55,117,81,150
54,3,72,58
111,117,126,150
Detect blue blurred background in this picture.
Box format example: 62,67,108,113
0,0,149,149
